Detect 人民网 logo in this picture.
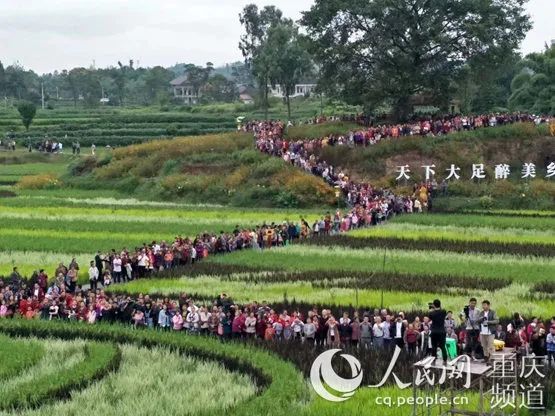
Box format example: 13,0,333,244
309,349,363,402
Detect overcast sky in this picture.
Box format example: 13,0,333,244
0,0,553,74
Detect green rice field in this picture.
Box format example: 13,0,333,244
0,142,553,416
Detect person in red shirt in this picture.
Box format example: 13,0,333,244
232,312,245,339
18,297,30,316
264,323,275,341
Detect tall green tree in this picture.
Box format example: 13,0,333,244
239,4,286,119
64,68,101,107
231,63,254,86
0,61,5,98
63,69,80,107
453,52,521,113
4,64,39,102
17,101,37,131
112,60,134,106
265,23,312,120
508,45,555,114
302,0,531,121
143,66,173,103
202,74,238,103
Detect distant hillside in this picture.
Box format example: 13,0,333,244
67,132,336,208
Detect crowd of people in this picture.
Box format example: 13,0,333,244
1,273,553,365
1,112,554,369
249,119,438,215
4,135,85,154
0,137,16,151
35,138,63,153
3,205,393,297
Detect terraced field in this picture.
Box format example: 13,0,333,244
0,109,236,147
0,100,358,148
1,129,553,415
113,211,555,317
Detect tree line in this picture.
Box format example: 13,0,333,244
0,60,246,109
240,0,554,121
1,0,553,120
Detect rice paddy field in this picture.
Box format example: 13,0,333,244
0,320,505,416
0,330,257,416
1,154,554,316
106,208,555,317
1,143,554,415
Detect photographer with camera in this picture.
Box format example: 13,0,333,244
461,297,481,359
428,299,448,363
479,300,499,363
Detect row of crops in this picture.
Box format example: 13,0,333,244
0,319,508,416
0,110,238,147
0,322,262,416
0,190,553,317
2,315,551,415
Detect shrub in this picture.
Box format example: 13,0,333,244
94,158,137,180
281,171,337,206
479,195,494,209
274,191,300,208
233,149,264,165
17,174,61,189
114,176,142,193
490,180,518,198
160,159,180,176
253,158,285,178
129,157,160,178
225,166,251,190
165,123,180,136
529,179,555,199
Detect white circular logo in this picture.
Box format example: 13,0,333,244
310,349,363,402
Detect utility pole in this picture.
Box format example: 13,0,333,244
41,82,45,110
